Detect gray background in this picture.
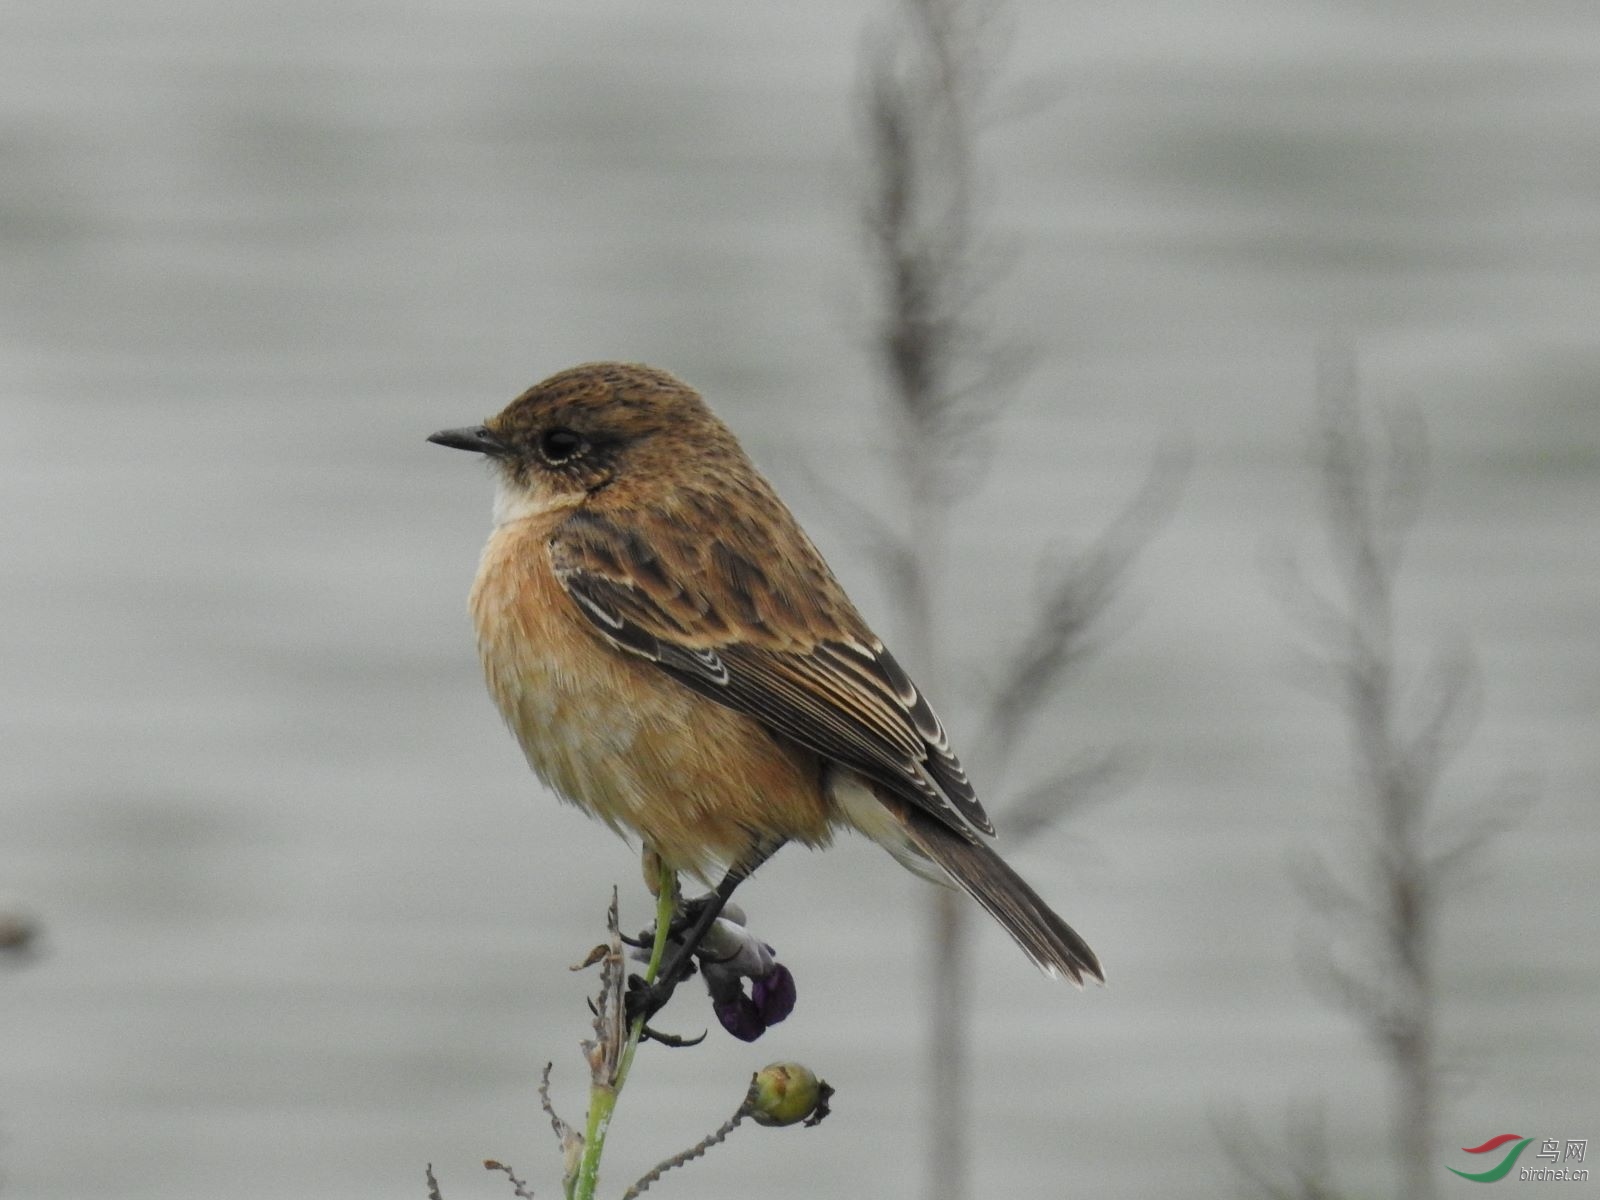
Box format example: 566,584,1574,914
3,2,1596,1197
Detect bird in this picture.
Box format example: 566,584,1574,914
429,362,1102,1009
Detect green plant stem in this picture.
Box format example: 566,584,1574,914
571,865,679,1200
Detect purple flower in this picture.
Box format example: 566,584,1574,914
711,990,767,1042
698,913,797,1041
750,963,796,1025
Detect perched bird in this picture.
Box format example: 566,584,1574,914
430,362,1102,997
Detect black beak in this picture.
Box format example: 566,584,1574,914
427,425,507,456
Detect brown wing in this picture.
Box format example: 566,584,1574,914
549,506,994,839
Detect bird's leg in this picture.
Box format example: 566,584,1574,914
625,869,741,1029
626,839,783,1030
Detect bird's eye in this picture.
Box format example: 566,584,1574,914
538,428,586,464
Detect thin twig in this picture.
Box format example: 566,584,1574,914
1001,746,1135,847
852,7,1169,1200
483,1159,536,1199
1214,1101,1339,1200
578,889,626,1088
538,1062,569,1147
621,1080,760,1199
1232,345,1531,1200
537,1060,584,1183
571,869,679,1200
979,439,1189,767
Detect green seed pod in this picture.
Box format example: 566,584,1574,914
749,1062,833,1127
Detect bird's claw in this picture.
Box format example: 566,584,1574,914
623,896,711,950
639,1024,707,1049
667,893,715,939
624,973,676,1027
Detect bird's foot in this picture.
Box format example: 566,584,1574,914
638,1024,707,1049
667,892,718,939
624,972,671,1025
623,892,718,952
624,969,694,1030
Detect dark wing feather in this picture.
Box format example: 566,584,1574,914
549,509,994,839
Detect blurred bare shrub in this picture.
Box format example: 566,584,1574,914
1228,346,1536,1199
0,908,40,962
1215,1098,1338,1200
812,1,1183,1195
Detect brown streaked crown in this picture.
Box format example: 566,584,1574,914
484,362,743,496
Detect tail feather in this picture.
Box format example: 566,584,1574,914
901,810,1104,987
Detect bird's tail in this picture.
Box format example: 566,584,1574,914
899,809,1104,987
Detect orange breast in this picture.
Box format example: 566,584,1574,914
468,519,832,877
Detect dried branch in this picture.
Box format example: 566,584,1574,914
1373,399,1429,575
482,1159,536,1199
538,1062,569,1146
856,8,1015,1198
788,456,920,602
0,909,40,961
1214,1101,1342,1200
620,1079,760,1199
852,7,1176,1199
1244,344,1534,1200
1001,746,1135,847
1426,767,1540,881
578,889,627,1089
979,439,1189,766
1398,642,1480,809
1261,542,1361,665
1288,848,1381,930
861,0,1025,511
1294,929,1402,1048
535,1061,583,1183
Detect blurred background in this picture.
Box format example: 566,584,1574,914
2,1,1596,1197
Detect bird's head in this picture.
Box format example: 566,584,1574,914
429,362,741,524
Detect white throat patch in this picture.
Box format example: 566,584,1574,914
492,475,568,527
